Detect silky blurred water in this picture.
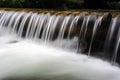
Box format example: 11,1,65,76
0,29,120,80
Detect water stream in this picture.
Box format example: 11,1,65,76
0,10,119,80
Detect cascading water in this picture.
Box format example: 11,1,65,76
0,10,120,64
0,10,120,80
0,10,80,51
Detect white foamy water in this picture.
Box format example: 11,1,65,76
0,29,19,45
0,31,120,80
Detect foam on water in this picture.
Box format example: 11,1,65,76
0,31,120,80
0,29,19,45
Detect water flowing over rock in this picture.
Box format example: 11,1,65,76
0,9,120,80
0,10,119,64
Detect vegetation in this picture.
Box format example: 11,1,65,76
0,0,83,9
0,0,25,7
106,1,120,10
0,0,120,10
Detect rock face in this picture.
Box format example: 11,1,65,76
90,13,112,55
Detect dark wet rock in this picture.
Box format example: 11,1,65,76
76,13,85,52
90,13,112,56
104,16,120,61
77,14,97,53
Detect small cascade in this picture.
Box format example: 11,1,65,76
88,16,103,56
0,10,119,65
104,16,120,64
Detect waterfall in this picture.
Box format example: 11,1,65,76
0,10,119,64
0,10,120,80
